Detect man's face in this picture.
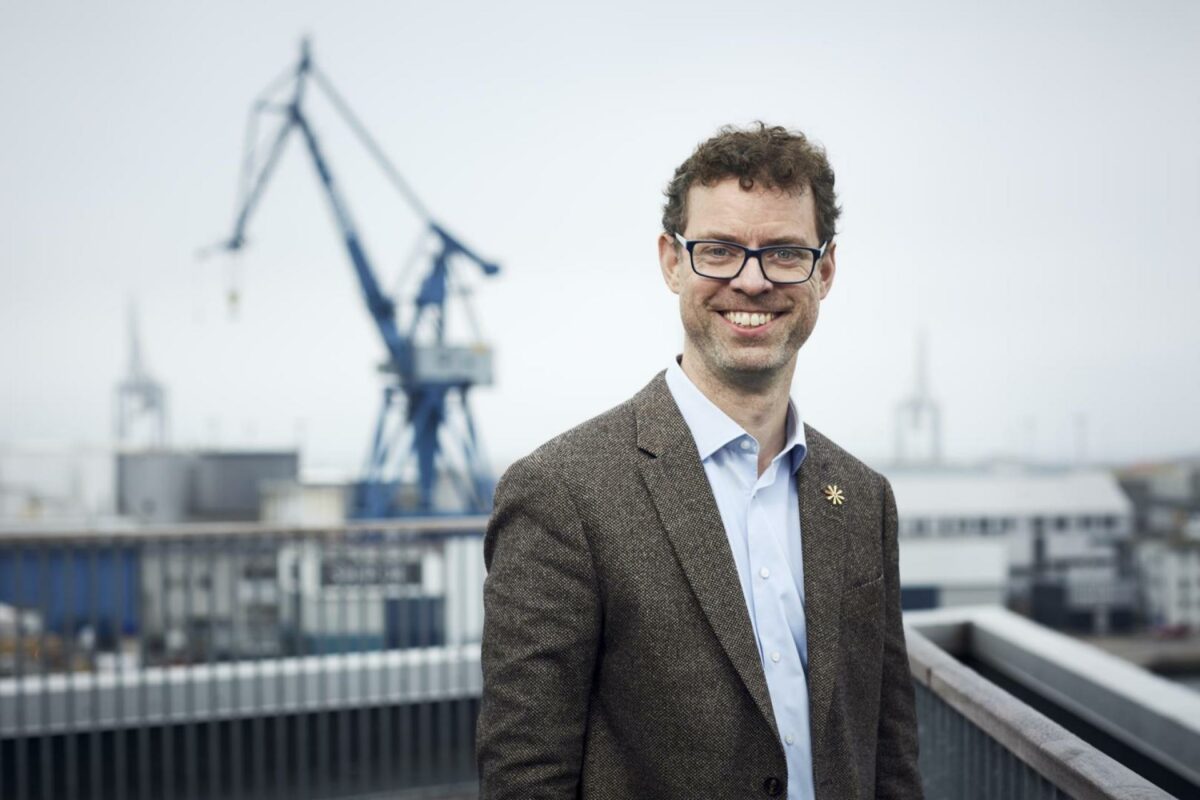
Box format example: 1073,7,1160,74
658,177,836,390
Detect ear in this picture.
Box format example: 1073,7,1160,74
815,240,837,300
658,232,683,294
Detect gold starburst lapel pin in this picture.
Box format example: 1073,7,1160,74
823,484,845,506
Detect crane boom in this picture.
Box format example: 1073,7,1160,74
209,40,500,517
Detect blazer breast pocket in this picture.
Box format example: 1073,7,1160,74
845,570,883,592
842,570,885,638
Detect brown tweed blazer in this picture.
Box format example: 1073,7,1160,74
477,372,922,799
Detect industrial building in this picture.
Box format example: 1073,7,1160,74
1120,459,1200,631
276,532,484,652
876,334,1140,630
898,537,1008,609
116,449,299,524
887,466,1137,632
1138,540,1200,630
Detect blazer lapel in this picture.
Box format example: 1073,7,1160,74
633,373,779,737
798,426,851,754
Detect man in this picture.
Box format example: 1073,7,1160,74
477,123,922,799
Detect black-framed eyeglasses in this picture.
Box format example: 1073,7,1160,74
673,232,828,285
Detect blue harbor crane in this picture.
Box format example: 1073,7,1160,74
207,40,500,518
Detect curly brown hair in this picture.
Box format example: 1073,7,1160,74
661,122,841,245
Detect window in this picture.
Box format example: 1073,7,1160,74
243,561,278,580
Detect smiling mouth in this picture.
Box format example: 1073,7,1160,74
721,310,778,329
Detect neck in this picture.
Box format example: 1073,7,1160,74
679,348,796,475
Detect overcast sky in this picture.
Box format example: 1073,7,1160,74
2,0,1198,482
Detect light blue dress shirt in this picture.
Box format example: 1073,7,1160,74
665,358,816,800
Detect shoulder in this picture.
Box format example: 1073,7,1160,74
485,395,641,566
498,370,671,490
500,396,639,489
537,396,639,464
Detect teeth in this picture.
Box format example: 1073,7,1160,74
722,311,775,328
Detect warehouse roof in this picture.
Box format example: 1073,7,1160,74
884,468,1132,518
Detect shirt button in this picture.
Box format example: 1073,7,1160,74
770,651,781,663
785,734,795,745
759,567,770,579
740,439,752,451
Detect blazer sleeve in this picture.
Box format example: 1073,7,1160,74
875,476,925,798
476,454,603,799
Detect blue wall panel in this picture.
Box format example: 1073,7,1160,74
0,545,140,637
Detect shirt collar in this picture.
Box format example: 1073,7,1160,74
665,357,808,474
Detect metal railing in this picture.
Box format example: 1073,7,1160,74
2,522,1185,799
0,519,487,800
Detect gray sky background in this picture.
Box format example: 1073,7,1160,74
2,0,1198,481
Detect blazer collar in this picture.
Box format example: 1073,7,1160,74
633,371,850,753
633,370,692,458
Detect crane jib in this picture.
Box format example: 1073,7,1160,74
207,38,501,520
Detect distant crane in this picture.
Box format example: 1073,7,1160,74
115,300,168,448
206,40,500,518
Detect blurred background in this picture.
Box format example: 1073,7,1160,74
1,1,1199,798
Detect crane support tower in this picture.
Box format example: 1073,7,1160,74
209,40,500,518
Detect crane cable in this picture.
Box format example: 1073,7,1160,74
311,67,432,223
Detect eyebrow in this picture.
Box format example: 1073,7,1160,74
693,232,816,247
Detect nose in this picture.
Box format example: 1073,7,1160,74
729,253,773,295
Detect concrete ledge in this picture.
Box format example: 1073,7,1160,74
907,626,1173,800
908,605,1200,790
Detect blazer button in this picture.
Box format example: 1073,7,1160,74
763,776,782,796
